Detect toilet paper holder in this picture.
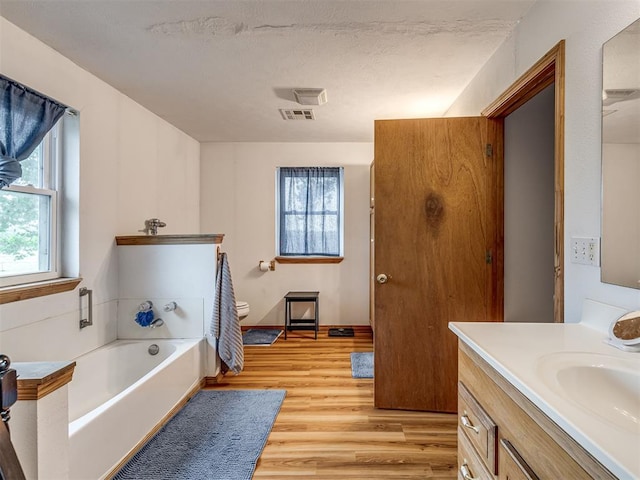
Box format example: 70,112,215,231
258,260,276,272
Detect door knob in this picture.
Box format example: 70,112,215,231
376,273,390,284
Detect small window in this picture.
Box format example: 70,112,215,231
277,167,344,258
0,123,61,287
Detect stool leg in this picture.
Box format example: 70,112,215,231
284,300,288,340
315,299,319,340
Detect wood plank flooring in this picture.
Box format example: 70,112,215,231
206,327,458,479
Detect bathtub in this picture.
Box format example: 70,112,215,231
68,338,204,480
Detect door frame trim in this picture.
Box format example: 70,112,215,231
482,40,565,323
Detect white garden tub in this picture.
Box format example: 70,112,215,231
68,338,203,480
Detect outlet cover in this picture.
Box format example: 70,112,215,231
571,236,600,266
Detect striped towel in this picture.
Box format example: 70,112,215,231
210,252,244,374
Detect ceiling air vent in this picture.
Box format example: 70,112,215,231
605,88,639,98
293,88,328,106
280,109,315,120
603,88,640,106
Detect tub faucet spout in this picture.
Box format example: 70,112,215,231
139,218,166,236
150,318,164,328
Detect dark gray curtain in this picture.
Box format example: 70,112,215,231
0,75,67,189
279,167,341,256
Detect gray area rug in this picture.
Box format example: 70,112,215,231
112,389,286,480
243,328,283,346
350,352,374,378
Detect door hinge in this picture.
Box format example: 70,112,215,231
485,143,493,158
486,250,493,264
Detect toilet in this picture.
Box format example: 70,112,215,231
236,300,250,321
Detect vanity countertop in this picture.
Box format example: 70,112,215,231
449,321,640,480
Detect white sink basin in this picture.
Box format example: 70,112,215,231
537,352,640,433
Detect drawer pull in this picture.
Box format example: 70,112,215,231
460,463,478,480
461,414,479,434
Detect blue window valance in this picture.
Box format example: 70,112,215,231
0,75,67,189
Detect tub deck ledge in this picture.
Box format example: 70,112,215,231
13,361,76,400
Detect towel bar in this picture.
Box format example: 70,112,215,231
79,287,93,329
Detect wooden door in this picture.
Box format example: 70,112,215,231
374,117,502,412
369,161,375,332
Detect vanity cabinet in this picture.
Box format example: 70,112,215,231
457,343,617,480
458,381,498,474
498,439,539,480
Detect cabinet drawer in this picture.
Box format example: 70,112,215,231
499,439,539,480
458,381,498,474
458,427,494,480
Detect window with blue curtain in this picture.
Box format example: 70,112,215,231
0,74,67,189
0,75,68,287
278,167,344,256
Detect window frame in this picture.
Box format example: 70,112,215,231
0,122,61,287
275,166,345,261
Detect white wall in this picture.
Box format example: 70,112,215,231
200,142,373,328
447,0,640,323
0,17,201,361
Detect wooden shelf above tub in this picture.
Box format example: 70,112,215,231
13,361,76,400
115,234,224,246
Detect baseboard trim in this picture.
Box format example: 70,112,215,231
241,324,373,335
203,373,225,385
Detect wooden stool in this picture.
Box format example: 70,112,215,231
284,291,319,339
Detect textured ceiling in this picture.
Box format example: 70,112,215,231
0,1,536,142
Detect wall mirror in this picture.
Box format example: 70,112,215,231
601,18,640,289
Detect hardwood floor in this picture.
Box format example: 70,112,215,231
206,327,458,479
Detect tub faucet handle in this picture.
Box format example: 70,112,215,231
163,302,177,312
138,301,153,312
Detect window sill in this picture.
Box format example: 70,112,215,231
0,277,83,305
275,256,344,264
